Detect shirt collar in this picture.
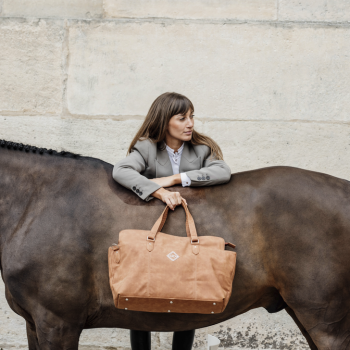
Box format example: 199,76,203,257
165,142,184,155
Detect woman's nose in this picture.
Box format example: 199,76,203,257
187,118,194,127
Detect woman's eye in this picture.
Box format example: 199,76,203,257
179,114,194,120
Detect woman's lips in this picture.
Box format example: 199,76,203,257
184,131,192,134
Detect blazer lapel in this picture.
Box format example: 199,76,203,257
155,142,174,177
179,142,201,172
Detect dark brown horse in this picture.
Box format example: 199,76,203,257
1,139,350,350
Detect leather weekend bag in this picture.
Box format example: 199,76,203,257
108,199,237,314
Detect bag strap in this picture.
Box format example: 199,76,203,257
148,198,198,243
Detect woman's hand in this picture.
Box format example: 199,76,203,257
150,187,187,210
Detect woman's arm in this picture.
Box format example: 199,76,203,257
113,142,186,207
149,174,182,188
113,148,162,202
184,149,232,187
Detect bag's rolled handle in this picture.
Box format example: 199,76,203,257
148,198,198,243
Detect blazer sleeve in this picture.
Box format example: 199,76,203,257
185,147,232,187
112,141,162,201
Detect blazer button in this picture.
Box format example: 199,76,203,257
136,189,140,193
132,186,136,191
197,176,201,180
139,192,143,196
206,176,210,180
201,176,205,180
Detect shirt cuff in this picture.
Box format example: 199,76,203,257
180,172,191,187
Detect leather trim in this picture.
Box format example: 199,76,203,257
147,240,154,252
192,243,199,255
117,295,224,314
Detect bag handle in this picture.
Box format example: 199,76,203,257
147,198,199,243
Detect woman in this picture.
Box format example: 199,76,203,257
112,92,231,350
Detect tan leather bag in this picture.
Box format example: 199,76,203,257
108,199,237,314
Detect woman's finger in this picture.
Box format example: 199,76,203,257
175,192,182,205
165,197,173,210
165,197,174,210
167,196,176,210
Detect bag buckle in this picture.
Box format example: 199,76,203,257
191,238,199,244
147,236,155,242
112,243,119,251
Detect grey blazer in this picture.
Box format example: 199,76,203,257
112,139,232,201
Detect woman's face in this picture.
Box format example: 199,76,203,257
166,109,194,142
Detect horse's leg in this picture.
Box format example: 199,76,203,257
26,321,40,350
130,330,151,350
284,299,350,350
301,314,350,350
36,323,82,350
5,288,41,350
172,330,195,350
285,307,318,350
33,310,83,350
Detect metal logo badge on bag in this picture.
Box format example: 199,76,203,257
167,251,179,261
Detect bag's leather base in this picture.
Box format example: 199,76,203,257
117,295,225,314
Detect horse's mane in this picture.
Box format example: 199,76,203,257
0,139,81,158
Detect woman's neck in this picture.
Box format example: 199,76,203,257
164,136,184,153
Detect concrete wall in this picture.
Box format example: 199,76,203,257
0,0,349,349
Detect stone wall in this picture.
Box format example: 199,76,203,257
0,1,349,349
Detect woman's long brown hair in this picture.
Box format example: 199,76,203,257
127,92,224,160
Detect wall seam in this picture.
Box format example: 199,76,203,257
2,114,350,126
1,16,350,28
197,118,350,125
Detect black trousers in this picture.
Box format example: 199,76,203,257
130,330,195,350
